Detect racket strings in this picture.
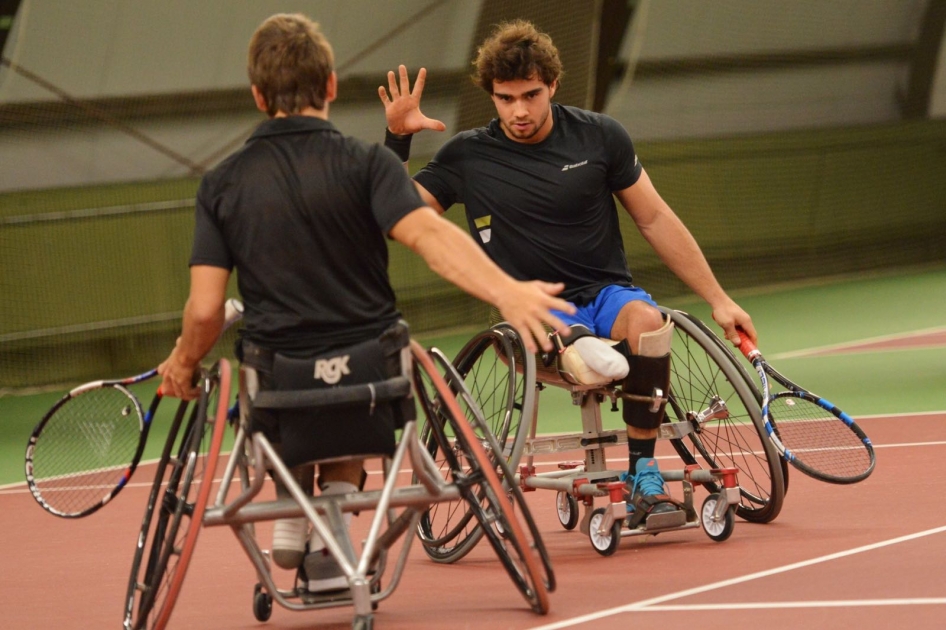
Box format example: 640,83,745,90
768,394,872,478
31,387,142,513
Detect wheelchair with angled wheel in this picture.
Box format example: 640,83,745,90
414,306,788,559
123,321,553,630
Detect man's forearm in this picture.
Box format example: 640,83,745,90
176,300,225,367
643,214,730,307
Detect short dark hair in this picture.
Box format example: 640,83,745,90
247,13,335,116
472,20,563,94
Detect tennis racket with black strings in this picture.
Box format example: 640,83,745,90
24,298,244,518
737,331,875,484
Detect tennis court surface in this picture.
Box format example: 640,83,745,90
2,274,944,629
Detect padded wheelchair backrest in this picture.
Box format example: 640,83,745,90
246,321,415,468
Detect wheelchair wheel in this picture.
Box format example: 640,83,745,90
701,493,735,542
431,349,554,592
412,344,550,615
588,508,621,556
123,361,231,630
414,326,533,563
555,492,579,531
661,310,786,524
252,584,273,622
454,324,535,465
413,393,483,563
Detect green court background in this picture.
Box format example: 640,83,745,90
3,120,945,389
2,265,943,486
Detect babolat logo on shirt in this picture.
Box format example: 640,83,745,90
561,159,588,171
314,355,351,384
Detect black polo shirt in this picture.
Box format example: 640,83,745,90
414,103,643,305
191,116,424,354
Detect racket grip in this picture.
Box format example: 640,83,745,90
224,298,244,328
737,330,761,360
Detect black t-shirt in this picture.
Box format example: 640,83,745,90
191,116,423,354
414,103,643,305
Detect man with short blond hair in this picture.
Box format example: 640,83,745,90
160,13,573,594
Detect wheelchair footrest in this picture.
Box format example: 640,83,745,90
622,517,700,537
632,509,689,532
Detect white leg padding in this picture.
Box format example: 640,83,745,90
272,517,308,569
570,337,629,380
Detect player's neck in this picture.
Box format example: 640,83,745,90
273,105,329,120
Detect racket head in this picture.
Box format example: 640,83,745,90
25,383,151,518
768,390,875,484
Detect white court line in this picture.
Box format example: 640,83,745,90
526,525,946,630
3,436,945,495
772,326,946,360
635,598,946,611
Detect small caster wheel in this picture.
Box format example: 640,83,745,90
701,493,735,542
556,491,579,530
253,583,273,622
588,507,622,556
353,613,374,629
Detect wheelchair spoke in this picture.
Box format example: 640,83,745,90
663,310,785,524
125,362,230,630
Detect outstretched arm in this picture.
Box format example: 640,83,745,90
377,65,450,214
378,65,446,135
615,170,757,346
390,207,575,353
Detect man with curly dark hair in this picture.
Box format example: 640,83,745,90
379,19,757,524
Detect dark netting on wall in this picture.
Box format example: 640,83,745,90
1,0,944,390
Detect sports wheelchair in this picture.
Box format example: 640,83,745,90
123,331,554,630
415,307,788,558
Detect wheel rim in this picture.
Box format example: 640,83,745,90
413,329,529,563
701,497,727,537
556,492,571,526
588,511,612,552
664,309,785,523
412,361,485,562
412,344,550,613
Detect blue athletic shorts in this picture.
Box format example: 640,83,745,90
552,285,657,339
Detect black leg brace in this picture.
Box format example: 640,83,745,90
621,353,671,430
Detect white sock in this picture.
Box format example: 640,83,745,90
573,337,629,379
271,517,307,569
308,480,359,552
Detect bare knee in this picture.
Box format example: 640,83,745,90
610,302,663,353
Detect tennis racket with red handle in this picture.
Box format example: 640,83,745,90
737,331,875,484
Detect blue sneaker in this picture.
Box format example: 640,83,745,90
623,458,683,527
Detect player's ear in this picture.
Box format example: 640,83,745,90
250,85,269,114
548,79,558,99
325,71,338,104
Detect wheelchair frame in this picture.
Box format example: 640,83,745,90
415,307,788,559
123,341,554,630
